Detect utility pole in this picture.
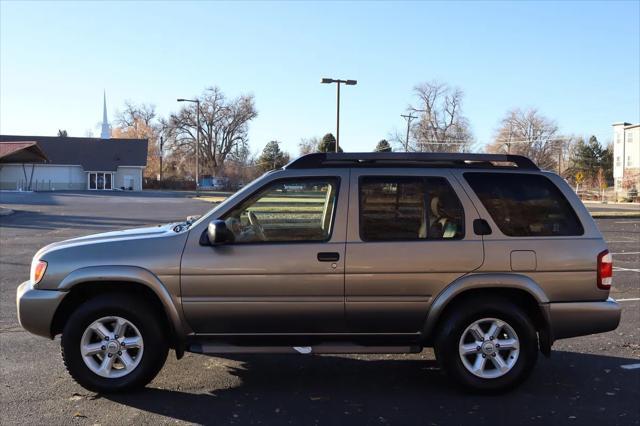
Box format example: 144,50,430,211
557,139,563,175
400,113,417,152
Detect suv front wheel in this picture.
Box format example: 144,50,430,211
61,293,168,393
434,297,538,392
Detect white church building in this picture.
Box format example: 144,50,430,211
0,94,148,191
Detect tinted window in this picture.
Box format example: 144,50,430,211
464,173,583,237
359,177,464,241
223,178,338,243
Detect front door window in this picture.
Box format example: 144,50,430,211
223,178,339,244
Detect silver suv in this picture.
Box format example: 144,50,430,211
16,152,621,393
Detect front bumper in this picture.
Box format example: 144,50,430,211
548,297,621,341
16,280,67,338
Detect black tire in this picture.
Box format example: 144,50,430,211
434,296,538,393
61,293,168,393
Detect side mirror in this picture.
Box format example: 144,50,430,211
473,218,492,236
200,220,235,246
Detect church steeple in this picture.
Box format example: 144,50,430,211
100,90,111,139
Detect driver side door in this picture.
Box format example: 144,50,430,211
180,171,349,334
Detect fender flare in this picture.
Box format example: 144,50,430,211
422,273,550,341
58,265,186,354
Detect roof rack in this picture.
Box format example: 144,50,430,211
285,152,539,170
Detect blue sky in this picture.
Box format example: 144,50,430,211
1,1,638,155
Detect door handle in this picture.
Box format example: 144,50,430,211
317,252,340,262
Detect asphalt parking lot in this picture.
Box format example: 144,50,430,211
1,191,639,425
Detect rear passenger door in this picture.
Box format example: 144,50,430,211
345,170,484,333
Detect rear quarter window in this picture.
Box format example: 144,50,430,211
464,172,584,237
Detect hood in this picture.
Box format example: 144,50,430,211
35,222,182,258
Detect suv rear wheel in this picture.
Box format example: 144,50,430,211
61,293,168,393
434,297,538,392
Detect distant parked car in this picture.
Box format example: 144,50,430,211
199,176,228,190
17,152,620,393
282,183,304,192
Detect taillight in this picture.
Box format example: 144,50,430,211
597,250,613,290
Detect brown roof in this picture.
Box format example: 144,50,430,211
0,141,49,163
0,135,147,171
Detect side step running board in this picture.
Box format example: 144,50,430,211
189,343,422,355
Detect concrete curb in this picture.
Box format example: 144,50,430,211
583,200,640,207
194,196,227,203
591,211,640,219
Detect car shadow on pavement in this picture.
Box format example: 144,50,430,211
1,211,165,231
106,351,640,425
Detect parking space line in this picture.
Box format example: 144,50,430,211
621,363,640,370
614,267,640,272
617,298,640,302
611,252,640,255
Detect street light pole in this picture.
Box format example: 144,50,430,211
177,98,200,195
196,100,200,192
336,82,340,152
159,135,163,183
400,113,416,152
321,78,357,152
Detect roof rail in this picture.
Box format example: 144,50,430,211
285,152,539,170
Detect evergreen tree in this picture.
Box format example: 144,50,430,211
569,136,612,186
318,133,343,153
375,139,392,152
600,144,614,186
257,140,290,173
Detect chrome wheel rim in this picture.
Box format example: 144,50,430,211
80,316,144,379
458,317,520,379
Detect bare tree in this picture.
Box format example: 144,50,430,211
486,108,564,170
112,102,161,179
299,137,320,156
165,87,257,177
115,101,157,129
408,81,474,153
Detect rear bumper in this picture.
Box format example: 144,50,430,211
16,280,66,338
548,298,621,341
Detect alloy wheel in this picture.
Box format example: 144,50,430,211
458,317,520,379
80,316,144,379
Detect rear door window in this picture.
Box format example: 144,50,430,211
464,172,583,237
359,176,465,241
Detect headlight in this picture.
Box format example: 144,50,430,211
31,260,47,285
